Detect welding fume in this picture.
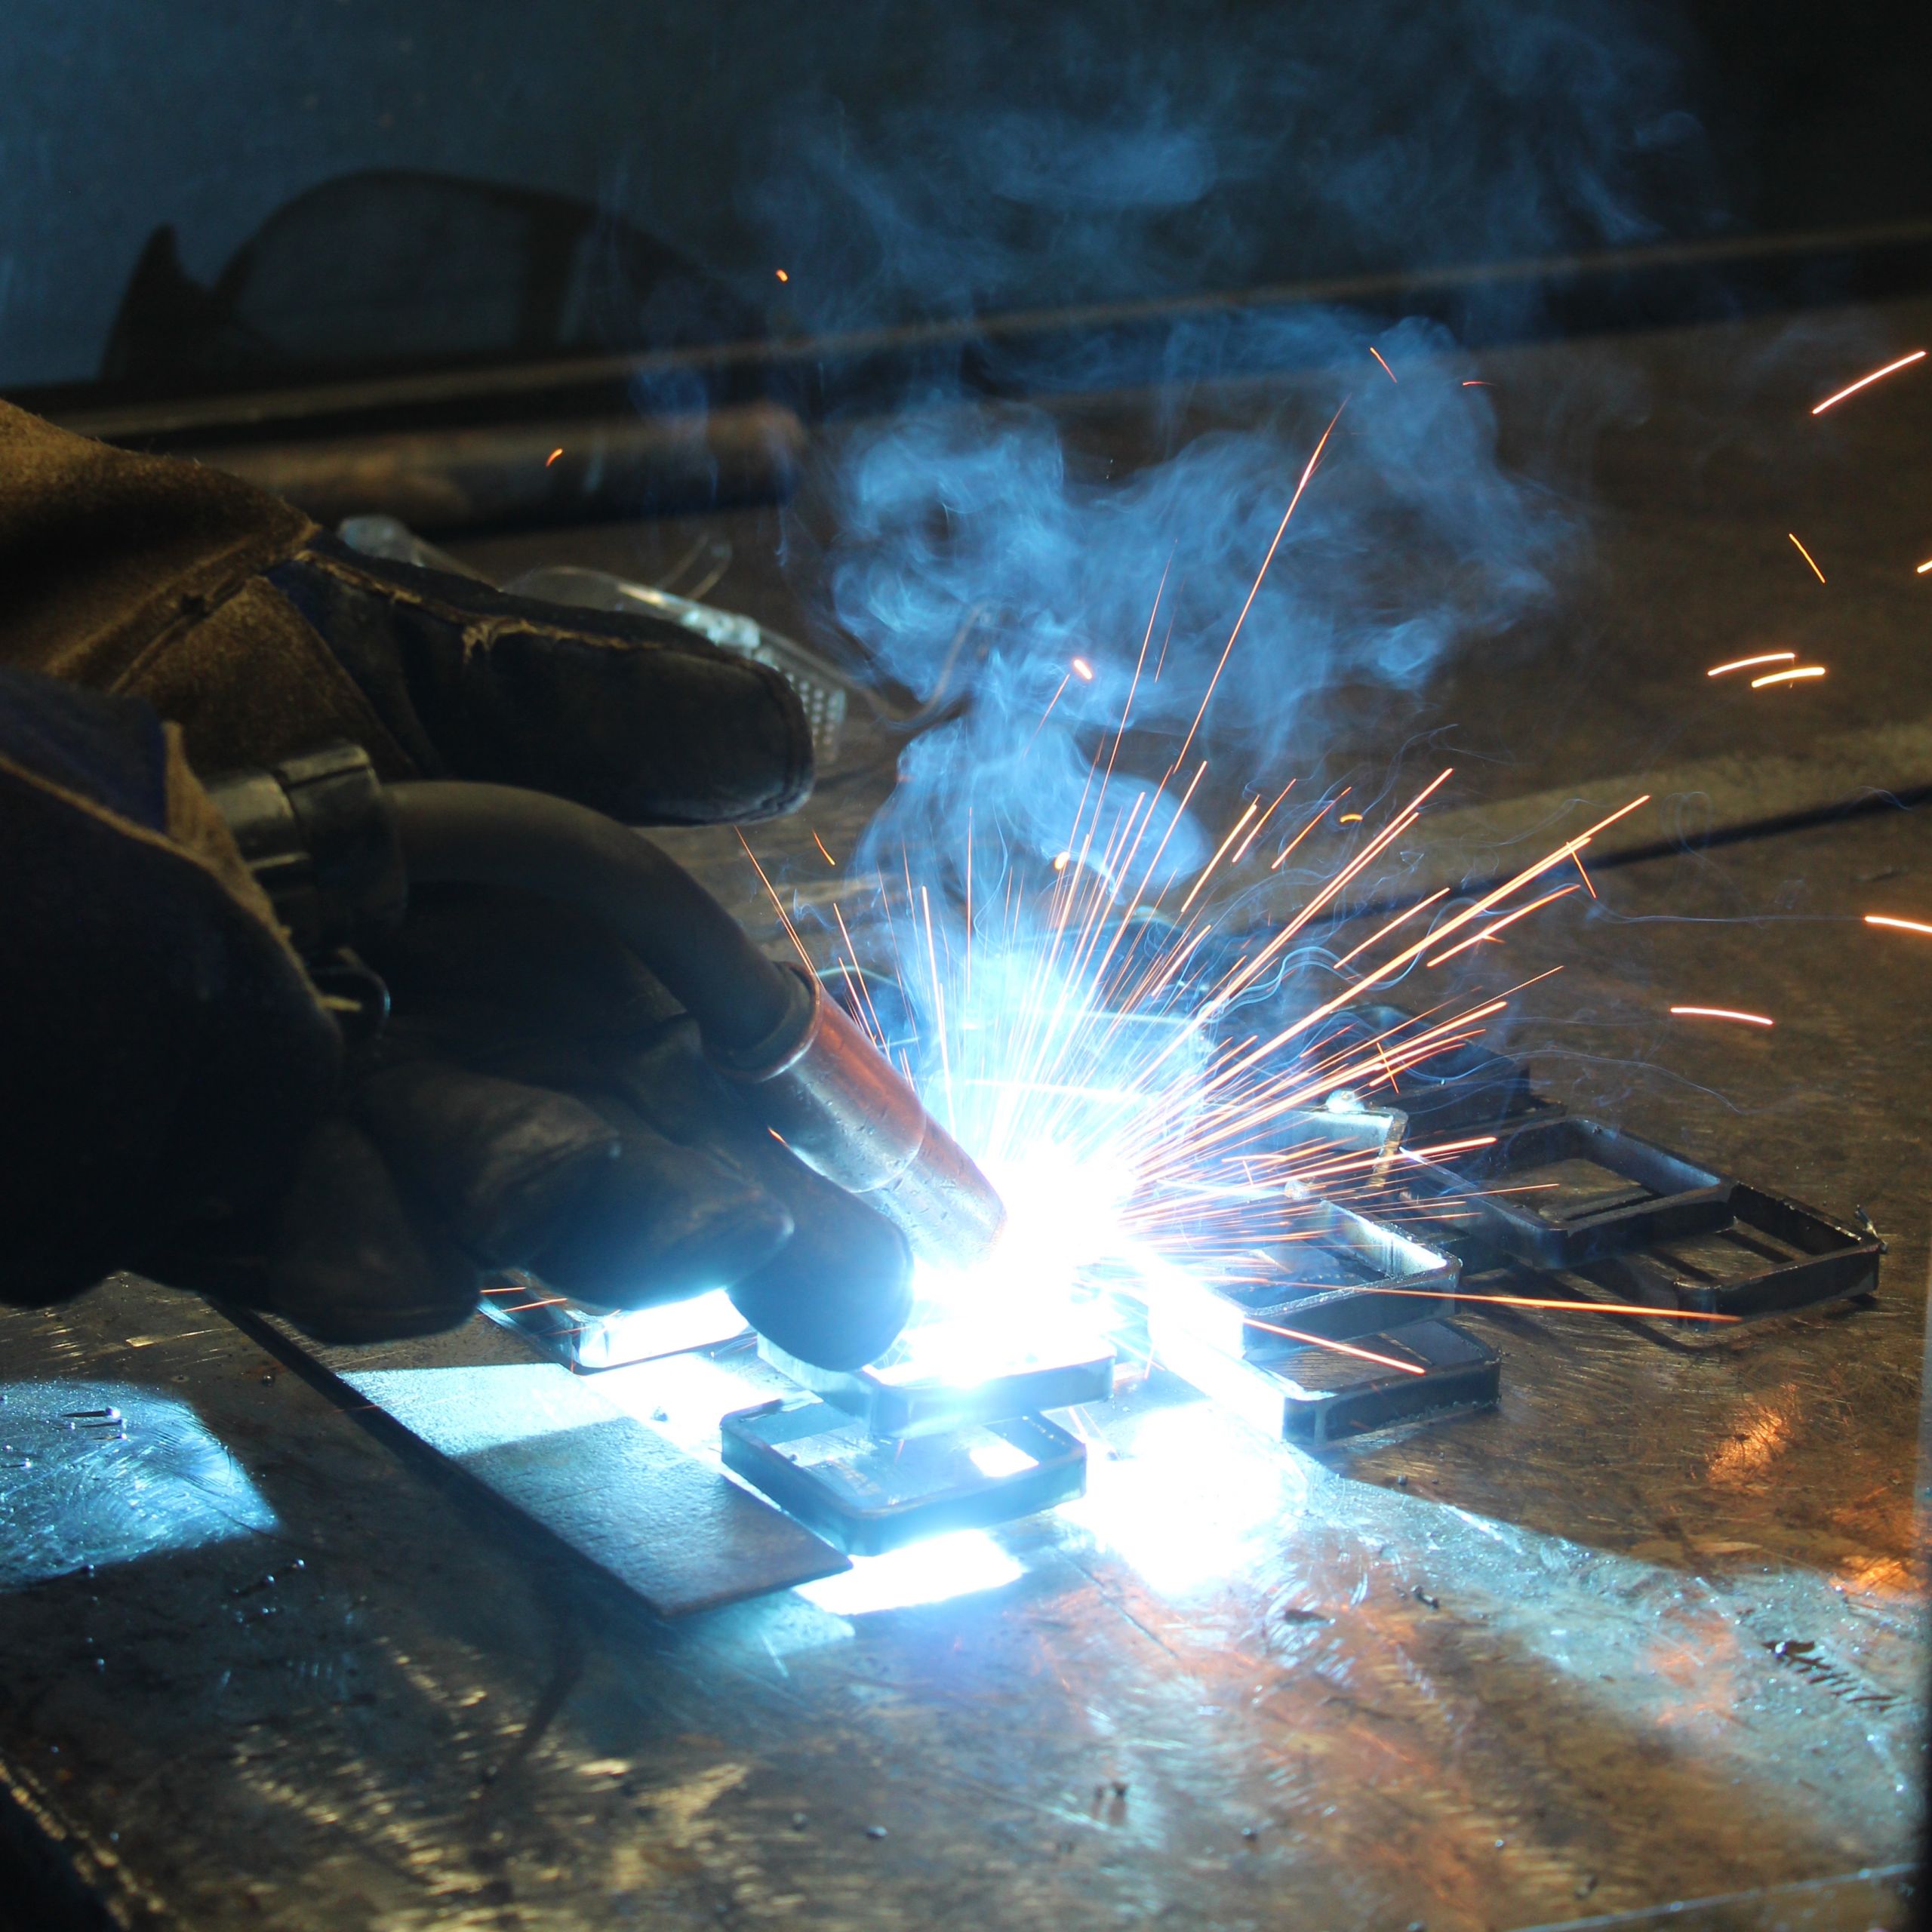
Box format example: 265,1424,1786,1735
0,399,992,1368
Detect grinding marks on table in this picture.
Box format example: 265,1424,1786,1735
234,1310,848,1616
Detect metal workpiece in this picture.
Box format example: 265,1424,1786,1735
229,1306,848,1616
718,1398,1088,1555
481,1279,750,1371
715,965,1009,1267
1561,1183,1884,1323
1153,1309,1501,1446
1261,1095,1410,1174
1313,1001,1537,1133
1193,1195,1462,1354
1398,1114,1737,1269
757,1331,1117,1439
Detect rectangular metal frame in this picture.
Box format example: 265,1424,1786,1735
1153,1314,1500,1446
1561,1183,1882,1321
1204,1196,1461,1355
719,1401,1087,1556
1397,1115,1734,1268
757,1334,1116,1439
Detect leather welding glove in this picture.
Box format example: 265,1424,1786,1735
344,884,911,1367
0,400,809,823
0,666,342,1306
0,402,909,1366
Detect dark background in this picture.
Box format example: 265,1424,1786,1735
3,0,1930,400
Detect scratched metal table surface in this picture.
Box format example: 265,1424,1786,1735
5,301,1932,1932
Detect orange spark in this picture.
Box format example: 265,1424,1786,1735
1866,914,1932,937
734,828,814,968
1917,558,1932,576
1425,884,1577,968
1032,672,1072,741
1231,780,1297,864
1272,793,1343,870
811,830,837,867
1243,1320,1427,1376
1178,797,1260,912
1171,402,1345,772
1787,533,1826,583
545,447,564,467
1053,852,1070,872
1460,379,1494,387
1337,811,1363,824
1327,888,1449,977
1706,651,1795,678
1334,1285,1737,1322
1369,346,1398,383
1570,851,1596,898
1750,665,1826,689
1669,1005,1774,1027
1071,656,1095,681
1251,798,1641,1050
1810,347,1924,414
775,268,790,281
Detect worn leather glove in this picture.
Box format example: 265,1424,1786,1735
317,885,910,1364
0,666,341,1308
0,404,909,1365
0,401,810,822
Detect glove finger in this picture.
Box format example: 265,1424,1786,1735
603,1008,759,1146
266,1117,479,1343
715,1128,914,1372
523,1101,794,1309
601,1010,915,1367
354,1058,620,1268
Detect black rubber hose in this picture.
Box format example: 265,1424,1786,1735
386,780,798,1058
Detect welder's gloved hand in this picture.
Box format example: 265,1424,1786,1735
0,672,906,1358
325,888,913,1368
0,399,812,825
0,667,342,1304
0,401,909,1366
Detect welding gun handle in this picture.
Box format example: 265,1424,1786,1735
385,778,800,1057
205,749,1008,1269
386,781,1006,1266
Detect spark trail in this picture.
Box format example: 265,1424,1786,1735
739,418,1657,1379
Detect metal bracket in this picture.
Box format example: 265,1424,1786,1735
1396,1114,1734,1268
758,1333,1115,1439
719,1401,1087,1556
1558,1183,1882,1321
1202,1196,1461,1355
1152,1313,1500,1446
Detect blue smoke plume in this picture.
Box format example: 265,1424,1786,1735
742,0,1718,943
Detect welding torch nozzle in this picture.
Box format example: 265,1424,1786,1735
706,964,1007,1269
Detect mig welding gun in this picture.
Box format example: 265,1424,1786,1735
203,743,1008,1318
